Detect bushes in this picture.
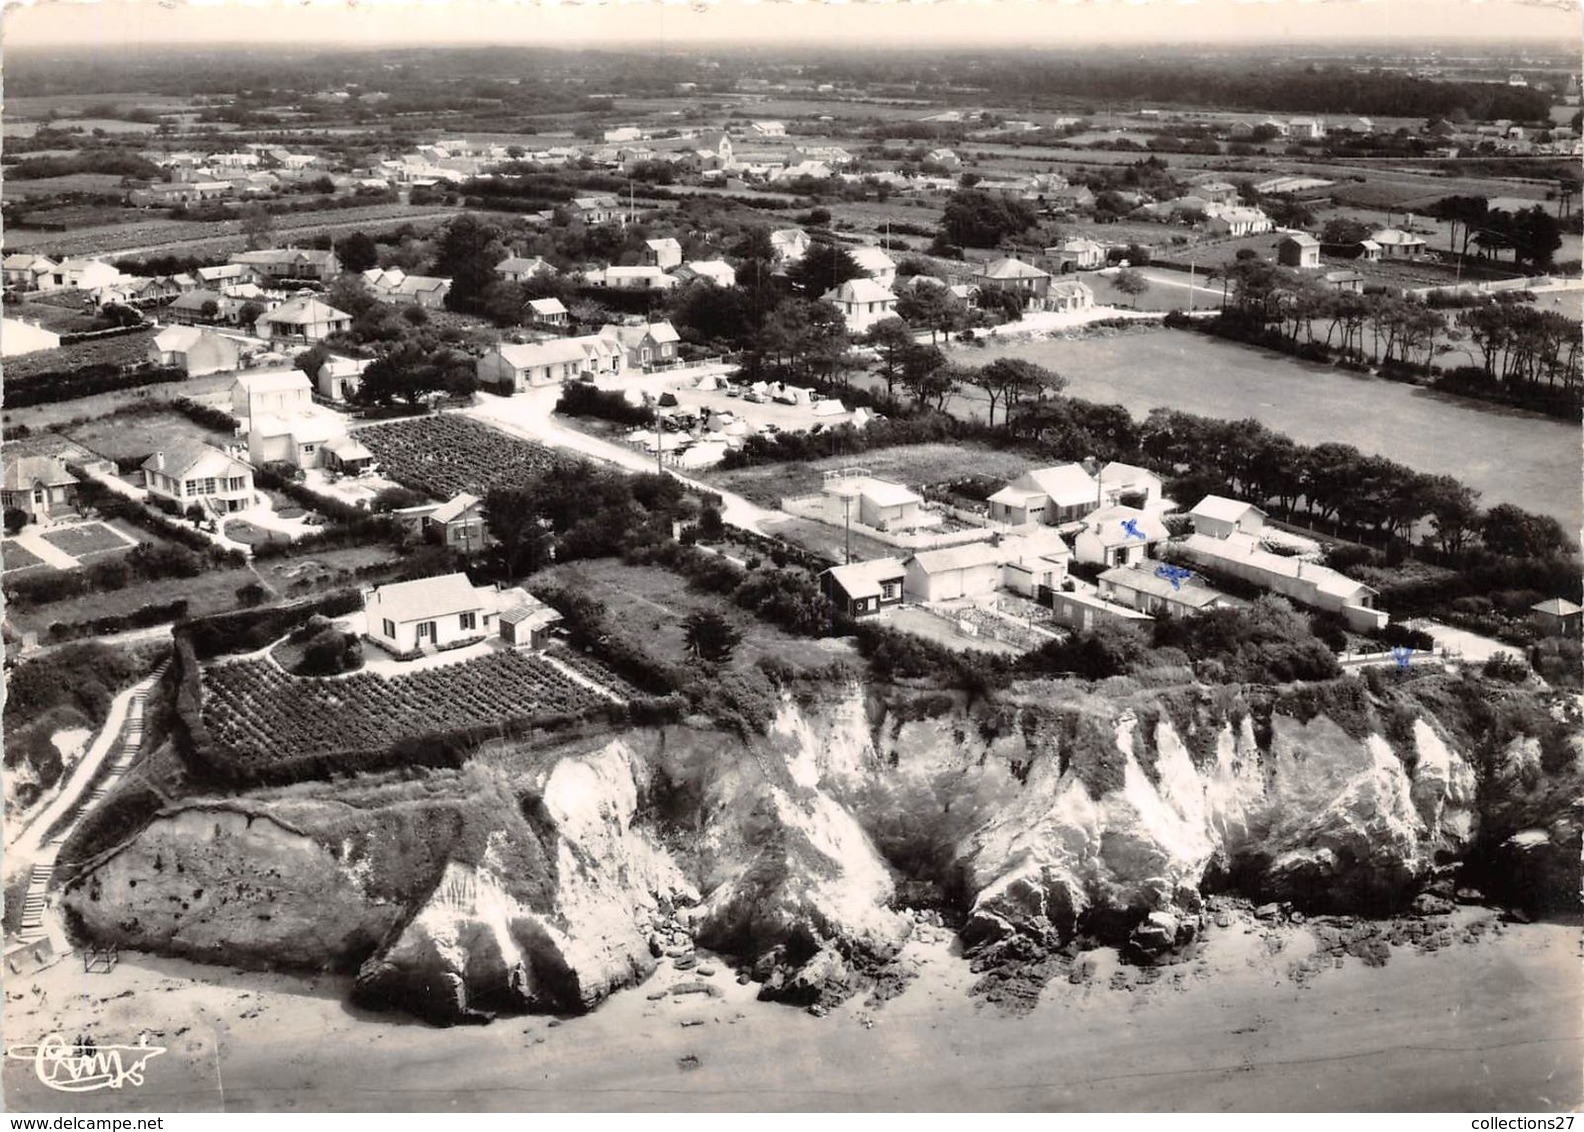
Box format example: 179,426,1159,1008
181,588,364,660
46,600,190,643
555,382,652,427
172,397,239,431
4,364,185,409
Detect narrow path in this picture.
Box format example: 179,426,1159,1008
8,527,80,571
9,662,168,952
540,652,627,706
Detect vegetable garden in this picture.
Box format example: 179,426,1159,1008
200,648,613,766
356,415,557,500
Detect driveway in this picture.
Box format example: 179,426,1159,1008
460,390,787,535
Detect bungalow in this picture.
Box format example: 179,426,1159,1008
770,228,812,264
58,259,123,292
1354,239,1383,262
1194,180,1241,206
1370,228,1428,259
2,254,61,291
822,475,924,531
674,260,737,288
1097,462,1164,509
972,257,1051,306
1175,532,1386,631
426,492,488,551
1322,269,1366,293
822,557,907,618
589,265,678,292
570,196,626,225
1,455,80,523
1047,185,1096,213
142,441,254,514
903,542,1005,603
0,319,63,358
1047,280,1095,313
823,278,897,333
751,121,787,138
254,295,353,344
644,238,683,270
363,572,504,657
148,325,241,376
1205,207,1273,238
477,339,601,392
317,355,372,402
167,289,233,325
194,264,256,290
1530,597,1583,637
1073,505,1169,569
527,297,569,327
389,275,451,309
987,464,1099,527
600,320,681,369
230,248,341,282
1099,563,1227,619
232,368,314,425
925,148,962,169
497,591,563,649
1044,238,1105,273
495,255,555,284
850,246,898,288
322,434,376,475
1277,233,1322,269
1189,495,1265,540
999,529,1072,601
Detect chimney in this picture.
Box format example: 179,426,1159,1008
154,451,165,472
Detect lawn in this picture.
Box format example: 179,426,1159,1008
68,407,235,465
223,520,292,548
706,442,1035,508
540,558,842,674
2,369,233,432
2,542,50,573
39,522,135,559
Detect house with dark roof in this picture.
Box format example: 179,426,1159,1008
426,493,488,551
1277,233,1322,269
822,557,907,618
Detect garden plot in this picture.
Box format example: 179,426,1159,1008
200,647,614,768
355,415,557,500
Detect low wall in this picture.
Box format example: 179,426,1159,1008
781,494,996,552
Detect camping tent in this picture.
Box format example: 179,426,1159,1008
811,399,846,417
695,374,720,391
850,407,875,430
676,441,728,469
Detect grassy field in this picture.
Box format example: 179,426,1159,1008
1,328,161,384
706,442,1034,507
3,369,233,432
68,407,235,465
5,173,129,199
539,557,841,673
2,543,49,573
39,522,135,559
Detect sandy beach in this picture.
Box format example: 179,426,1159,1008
4,907,1579,1113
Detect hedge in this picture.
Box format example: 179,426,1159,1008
5,364,186,409
180,588,365,660
47,600,190,643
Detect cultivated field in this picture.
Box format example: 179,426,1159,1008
355,414,558,499
69,407,235,465
707,441,1035,507
0,329,160,382
200,648,614,764
4,173,129,199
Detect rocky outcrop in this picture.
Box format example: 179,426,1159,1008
64,671,1581,1022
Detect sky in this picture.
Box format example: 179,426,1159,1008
3,0,1578,50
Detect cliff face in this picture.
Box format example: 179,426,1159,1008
64,674,1580,1023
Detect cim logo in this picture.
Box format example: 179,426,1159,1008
7,1033,166,1093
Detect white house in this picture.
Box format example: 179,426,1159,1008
771,228,812,264
600,320,680,369
903,543,1005,603
477,339,602,392
1,455,80,523
824,278,897,333
142,441,255,514
675,260,738,288
644,238,684,270
987,464,1099,527
231,368,314,426
1189,495,1266,540
317,355,372,402
1,318,63,358
850,246,898,288
1175,533,1386,631
1097,462,1165,510
363,572,505,657
1072,505,1170,568
1098,563,1229,618
820,475,924,531
588,265,678,292
148,325,241,376
751,121,787,138
1205,207,1273,237
527,297,569,327
998,529,1073,601
248,412,345,470
495,255,555,284
254,295,352,344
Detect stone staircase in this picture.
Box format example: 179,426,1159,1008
12,660,168,947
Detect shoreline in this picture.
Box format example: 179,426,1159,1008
5,906,1579,1113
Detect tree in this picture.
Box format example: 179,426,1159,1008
1421,475,1482,557
894,284,965,345
940,188,1037,248
483,485,553,579
1113,268,1150,308
433,214,506,313
338,231,379,274
236,301,265,328
864,317,915,400
4,508,28,535
240,202,274,251
1481,503,1574,559
684,610,742,663
1320,217,1371,246
787,240,864,297
974,357,1051,427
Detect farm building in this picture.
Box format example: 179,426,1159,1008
148,325,241,376
822,557,907,618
